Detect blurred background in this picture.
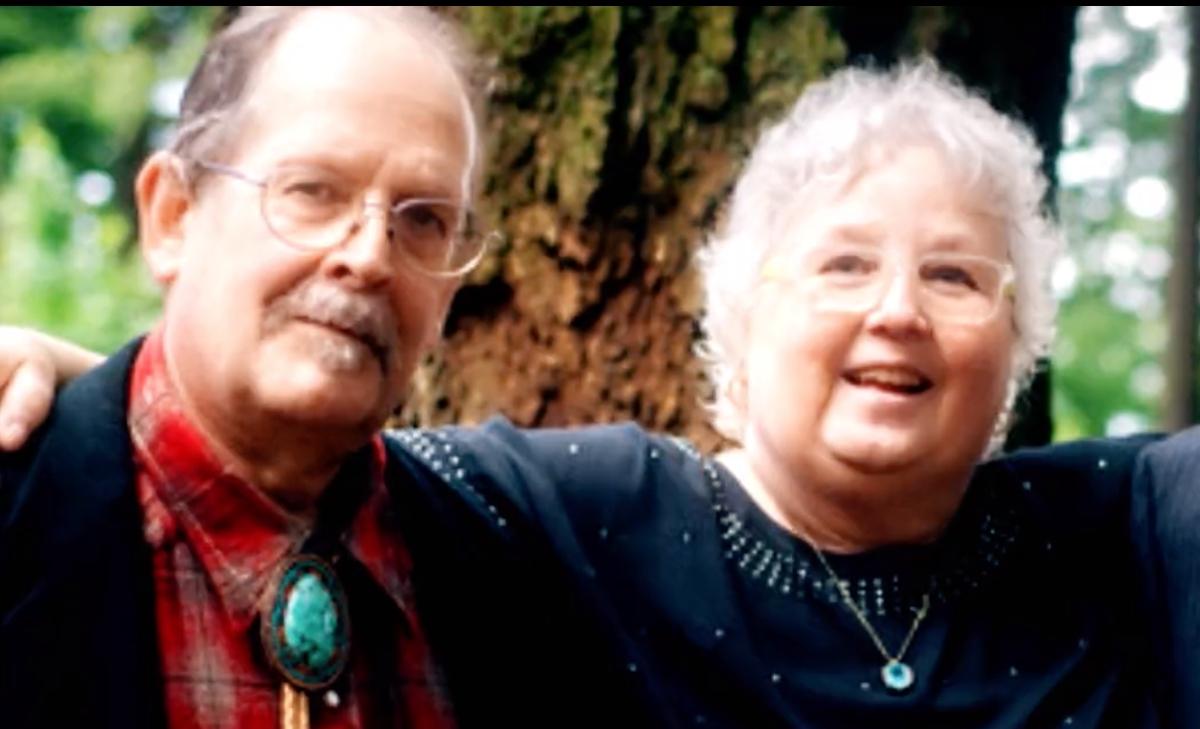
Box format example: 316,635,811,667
0,6,1196,450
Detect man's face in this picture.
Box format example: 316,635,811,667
154,10,470,446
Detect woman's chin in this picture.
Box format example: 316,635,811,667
821,425,930,475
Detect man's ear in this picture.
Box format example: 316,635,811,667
136,151,192,286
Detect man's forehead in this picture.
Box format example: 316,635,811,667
271,14,409,67
230,9,473,195
255,10,466,114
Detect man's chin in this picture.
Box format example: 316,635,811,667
260,372,390,429
308,328,386,375
273,399,389,436
271,320,389,375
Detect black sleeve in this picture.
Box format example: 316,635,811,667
385,417,676,574
1130,430,1200,729
382,419,669,728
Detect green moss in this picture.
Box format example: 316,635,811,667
466,7,619,220
744,7,845,123
680,6,737,110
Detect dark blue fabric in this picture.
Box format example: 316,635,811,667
420,418,1162,728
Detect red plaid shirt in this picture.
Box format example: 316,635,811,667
127,328,455,729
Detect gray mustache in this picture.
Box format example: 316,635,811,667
265,282,395,360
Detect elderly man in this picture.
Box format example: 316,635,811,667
0,7,635,729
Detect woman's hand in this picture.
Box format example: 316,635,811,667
0,326,102,449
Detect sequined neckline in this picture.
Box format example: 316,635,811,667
669,439,1028,617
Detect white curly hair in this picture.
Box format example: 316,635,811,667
697,60,1064,452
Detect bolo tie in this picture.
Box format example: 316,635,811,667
257,448,374,729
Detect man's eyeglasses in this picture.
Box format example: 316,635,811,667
191,160,490,277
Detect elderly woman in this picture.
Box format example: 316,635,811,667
0,64,1159,727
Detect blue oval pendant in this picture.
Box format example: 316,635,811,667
260,554,351,690
881,660,915,693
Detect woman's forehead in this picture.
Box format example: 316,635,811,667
771,155,1010,258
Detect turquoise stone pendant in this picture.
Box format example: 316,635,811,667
881,659,915,693
260,554,351,690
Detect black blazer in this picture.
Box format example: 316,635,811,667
1132,427,1200,729
0,339,164,728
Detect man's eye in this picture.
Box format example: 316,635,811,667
282,180,341,204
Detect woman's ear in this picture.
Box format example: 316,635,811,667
136,151,192,286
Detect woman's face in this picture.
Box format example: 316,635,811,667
740,146,1015,490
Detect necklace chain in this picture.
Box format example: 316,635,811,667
809,542,931,665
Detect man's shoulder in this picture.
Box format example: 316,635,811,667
1131,426,1200,524
1138,424,1200,470
0,337,164,728
0,337,143,543
2,337,141,469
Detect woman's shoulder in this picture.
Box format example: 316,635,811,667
976,433,1161,535
995,434,1159,479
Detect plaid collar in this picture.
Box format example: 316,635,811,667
127,326,413,631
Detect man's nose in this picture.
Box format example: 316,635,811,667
322,203,396,288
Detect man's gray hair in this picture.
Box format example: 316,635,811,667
169,7,486,201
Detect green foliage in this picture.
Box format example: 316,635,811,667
1054,6,1188,436
0,6,216,351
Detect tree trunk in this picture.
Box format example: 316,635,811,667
402,7,1078,453
1163,6,1200,431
